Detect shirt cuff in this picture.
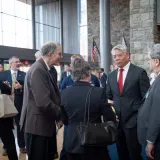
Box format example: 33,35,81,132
147,140,154,144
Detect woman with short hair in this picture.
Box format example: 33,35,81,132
61,58,115,160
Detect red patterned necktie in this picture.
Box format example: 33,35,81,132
118,68,124,93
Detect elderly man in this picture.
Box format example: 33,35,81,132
20,41,63,160
106,44,150,160
138,44,160,160
0,56,26,154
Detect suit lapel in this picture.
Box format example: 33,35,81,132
47,71,60,97
39,58,60,97
121,64,134,95
8,70,12,86
113,69,120,95
17,70,22,80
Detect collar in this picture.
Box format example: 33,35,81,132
42,58,50,70
118,61,131,71
10,69,18,75
73,81,91,86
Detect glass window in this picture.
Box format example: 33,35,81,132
0,0,2,12
15,0,27,19
2,0,15,15
0,31,2,45
15,18,27,48
80,26,88,56
3,31,15,47
2,13,15,34
26,0,32,20
27,21,32,48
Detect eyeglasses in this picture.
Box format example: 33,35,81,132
11,61,21,64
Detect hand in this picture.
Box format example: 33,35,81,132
56,120,63,129
116,115,119,122
14,80,22,89
146,143,154,159
3,81,11,87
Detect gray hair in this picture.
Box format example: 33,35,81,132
70,58,91,81
149,44,160,59
41,41,60,56
9,56,19,64
35,50,42,57
111,44,128,55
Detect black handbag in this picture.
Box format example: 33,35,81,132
77,87,117,147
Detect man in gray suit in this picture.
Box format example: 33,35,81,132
20,41,63,160
107,44,150,160
138,44,160,160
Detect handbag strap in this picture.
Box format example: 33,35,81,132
84,87,94,123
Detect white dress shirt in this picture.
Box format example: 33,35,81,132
117,61,131,85
42,58,50,70
10,69,17,80
67,71,70,76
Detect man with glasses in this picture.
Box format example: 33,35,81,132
138,44,160,160
0,56,26,155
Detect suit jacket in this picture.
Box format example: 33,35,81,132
138,75,160,144
60,71,67,86
100,73,107,89
50,66,57,83
0,81,13,130
61,81,115,154
20,58,61,137
0,70,26,113
106,63,150,128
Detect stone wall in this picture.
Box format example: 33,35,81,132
130,0,158,69
110,0,130,47
87,0,100,67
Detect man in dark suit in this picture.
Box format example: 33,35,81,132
0,56,26,154
100,68,107,89
138,44,160,160
59,64,70,87
20,41,63,160
106,44,150,160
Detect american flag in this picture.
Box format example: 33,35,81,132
91,39,100,63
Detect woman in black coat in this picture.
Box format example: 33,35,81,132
61,58,115,160
0,81,18,160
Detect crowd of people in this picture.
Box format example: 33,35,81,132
0,41,160,160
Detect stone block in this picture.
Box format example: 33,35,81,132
134,42,142,49
141,20,153,27
130,0,140,9
149,12,154,19
141,13,150,21
150,0,155,5
134,54,144,61
140,0,150,6
133,30,145,40
132,14,141,22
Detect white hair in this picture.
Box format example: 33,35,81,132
149,44,160,59
9,56,19,64
111,44,128,55
35,51,42,58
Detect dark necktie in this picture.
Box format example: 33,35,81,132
118,68,124,93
